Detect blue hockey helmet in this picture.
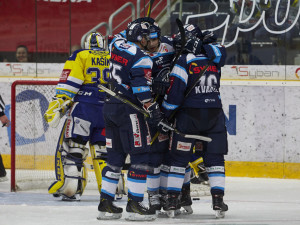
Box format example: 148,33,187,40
85,32,105,50
126,22,150,42
149,22,161,39
183,24,203,39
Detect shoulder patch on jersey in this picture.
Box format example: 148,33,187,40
59,69,71,82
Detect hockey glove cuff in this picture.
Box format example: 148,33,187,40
143,102,162,126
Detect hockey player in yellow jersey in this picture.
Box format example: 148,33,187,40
45,32,110,200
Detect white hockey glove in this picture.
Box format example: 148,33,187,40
44,95,72,128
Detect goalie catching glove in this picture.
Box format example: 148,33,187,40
44,94,72,128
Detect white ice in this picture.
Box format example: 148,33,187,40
1,171,300,225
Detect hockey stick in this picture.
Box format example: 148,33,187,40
147,0,155,17
170,18,186,72
150,56,216,144
98,84,211,142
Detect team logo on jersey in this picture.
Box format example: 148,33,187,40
59,69,71,82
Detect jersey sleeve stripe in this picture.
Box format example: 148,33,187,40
170,64,188,85
162,100,179,111
209,44,221,63
68,76,84,85
132,86,151,94
55,89,76,98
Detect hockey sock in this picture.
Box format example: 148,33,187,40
147,167,161,193
100,166,121,201
206,166,225,195
166,166,185,193
160,164,169,192
183,166,191,186
127,167,147,202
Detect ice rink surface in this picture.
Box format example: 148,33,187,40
1,172,300,225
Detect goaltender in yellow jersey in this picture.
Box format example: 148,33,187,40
44,32,113,201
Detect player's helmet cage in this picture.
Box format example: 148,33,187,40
85,32,105,50
149,22,161,39
126,23,150,42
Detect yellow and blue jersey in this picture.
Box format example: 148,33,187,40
56,49,110,104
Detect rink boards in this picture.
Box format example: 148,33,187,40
0,64,300,179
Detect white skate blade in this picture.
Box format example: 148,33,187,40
125,212,156,221
215,210,225,218
182,205,193,214
97,211,122,220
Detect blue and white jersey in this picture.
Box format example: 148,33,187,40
108,36,153,104
162,53,223,118
146,36,175,78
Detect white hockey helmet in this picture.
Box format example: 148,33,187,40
84,32,105,50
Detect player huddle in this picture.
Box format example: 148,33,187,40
44,17,228,221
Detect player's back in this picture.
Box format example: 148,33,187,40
59,49,110,104
166,53,222,109
109,38,152,103
67,49,110,85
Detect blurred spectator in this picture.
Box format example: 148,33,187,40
16,45,29,62
0,55,8,62
70,44,81,54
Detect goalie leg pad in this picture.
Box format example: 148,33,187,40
90,143,107,193
48,137,89,199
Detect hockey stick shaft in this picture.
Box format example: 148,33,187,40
147,0,155,17
98,84,210,142
98,84,149,117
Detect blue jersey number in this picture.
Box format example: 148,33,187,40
87,67,110,84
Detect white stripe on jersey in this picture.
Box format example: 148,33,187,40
68,76,84,85
170,64,188,85
132,56,153,69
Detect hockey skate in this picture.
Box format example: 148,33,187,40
163,193,180,218
212,194,228,218
125,198,156,221
148,191,161,214
179,186,193,215
61,193,81,201
97,198,123,220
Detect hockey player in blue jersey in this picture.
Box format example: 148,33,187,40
144,21,176,213
97,22,169,221
161,23,228,218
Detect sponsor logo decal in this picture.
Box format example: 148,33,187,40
176,141,191,151
59,69,71,82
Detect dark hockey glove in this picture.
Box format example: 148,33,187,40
202,31,218,44
184,37,204,54
152,75,170,96
144,102,162,126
